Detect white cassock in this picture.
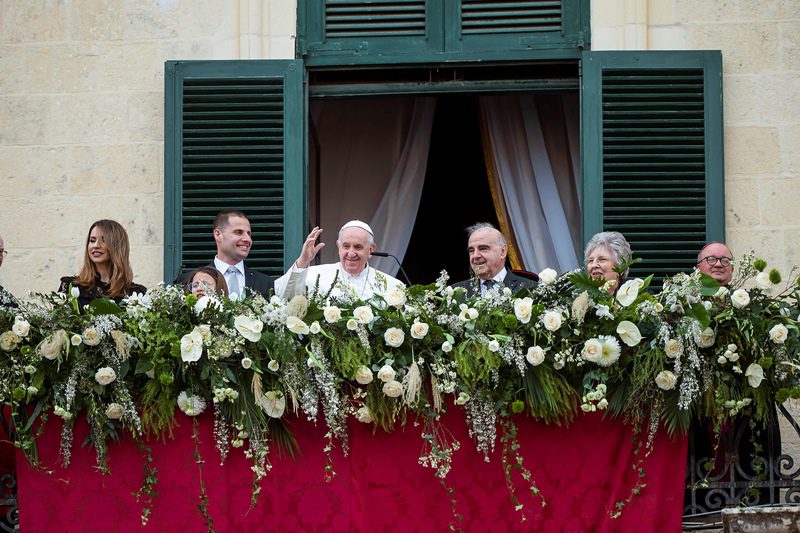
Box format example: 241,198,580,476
275,262,404,302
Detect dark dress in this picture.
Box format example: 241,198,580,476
58,276,146,309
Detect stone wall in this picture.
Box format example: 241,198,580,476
0,0,296,295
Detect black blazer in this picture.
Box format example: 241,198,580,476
451,271,536,298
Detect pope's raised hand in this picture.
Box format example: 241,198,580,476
295,227,325,269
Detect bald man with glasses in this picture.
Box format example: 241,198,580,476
696,241,734,285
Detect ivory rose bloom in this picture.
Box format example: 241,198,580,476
384,327,405,348
488,339,501,352
382,380,403,398
745,363,764,388
12,316,30,338
323,305,342,323
582,338,603,364
441,341,453,353
697,327,716,348
526,346,545,366
355,366,374,385
756,271,772,290
286,316,310,336
0,331,21,352
542,310,563,332
95,367,117,386
286,295,309,318
655,370,677,391
377,364,396,383
616,279,641,307
384,287,407,308
769,324,789,344
664,339,681,359
180,329,204,362
616,321,642,347
410,321,429,340
731,289,750,309
353,305,374,324
234,315,263,342
356,406,372,424
80,327,100,347
538,268,557,285
514,297,533,324
105,403,124,420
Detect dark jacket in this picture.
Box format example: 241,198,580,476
451,270,537,298
58,276,146,309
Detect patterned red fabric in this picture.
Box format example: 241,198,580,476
16,410,687,532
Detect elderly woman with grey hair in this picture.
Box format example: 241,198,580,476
583,231,632,293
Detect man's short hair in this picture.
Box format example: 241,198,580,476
697,241,732,262
213,210,249,231
465,222,506,246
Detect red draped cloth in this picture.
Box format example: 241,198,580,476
16,410,686,532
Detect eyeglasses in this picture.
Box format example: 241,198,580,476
0,250,6,257
584,256,612,267
188,281,216,292
697,256,732,267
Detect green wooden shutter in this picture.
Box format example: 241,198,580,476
581,51,724,287
448,0,588,54
298,0,588,65
164,60,305,284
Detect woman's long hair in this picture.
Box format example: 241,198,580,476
74,219,134,298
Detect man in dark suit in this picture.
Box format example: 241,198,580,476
210,210,274,298
452,223,536,297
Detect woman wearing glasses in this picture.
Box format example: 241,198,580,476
183,266,228,298
695,242,734,285
583,231,632,294
58,220,146,309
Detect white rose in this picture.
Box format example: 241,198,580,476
384,287,407,308
323,305,342,323
353,305,374,324
410,321,429,340
655,370,677,391
94,366,117,386
513,297,533,324
377,364,396,383
241,357,253,369
346,318,358,331
105,403,124,420
441,341,452,353
488,339,500,352
286,294,309,318
756,271,772,290
384,327,405,348
355,365,374,385
697,327,716,348
526,346,545,366
538,268,557,285
309,321,321,334
382,380,403,398
745,363,764,388
664,339,681,359
616,320,642,347
263,390,286,418
286,316,310,336
731,289,750,309
769,324,789,344
180,329,204,362
356,406,372,424
582,338,603,364
616,280,641,307
542,310,562,332
0,331,21,352
234,315,264,342
37,329,67,360
597,335,622,367
268,359,279,372
12,316,30,338
70,334,82,346
193,295,211,315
